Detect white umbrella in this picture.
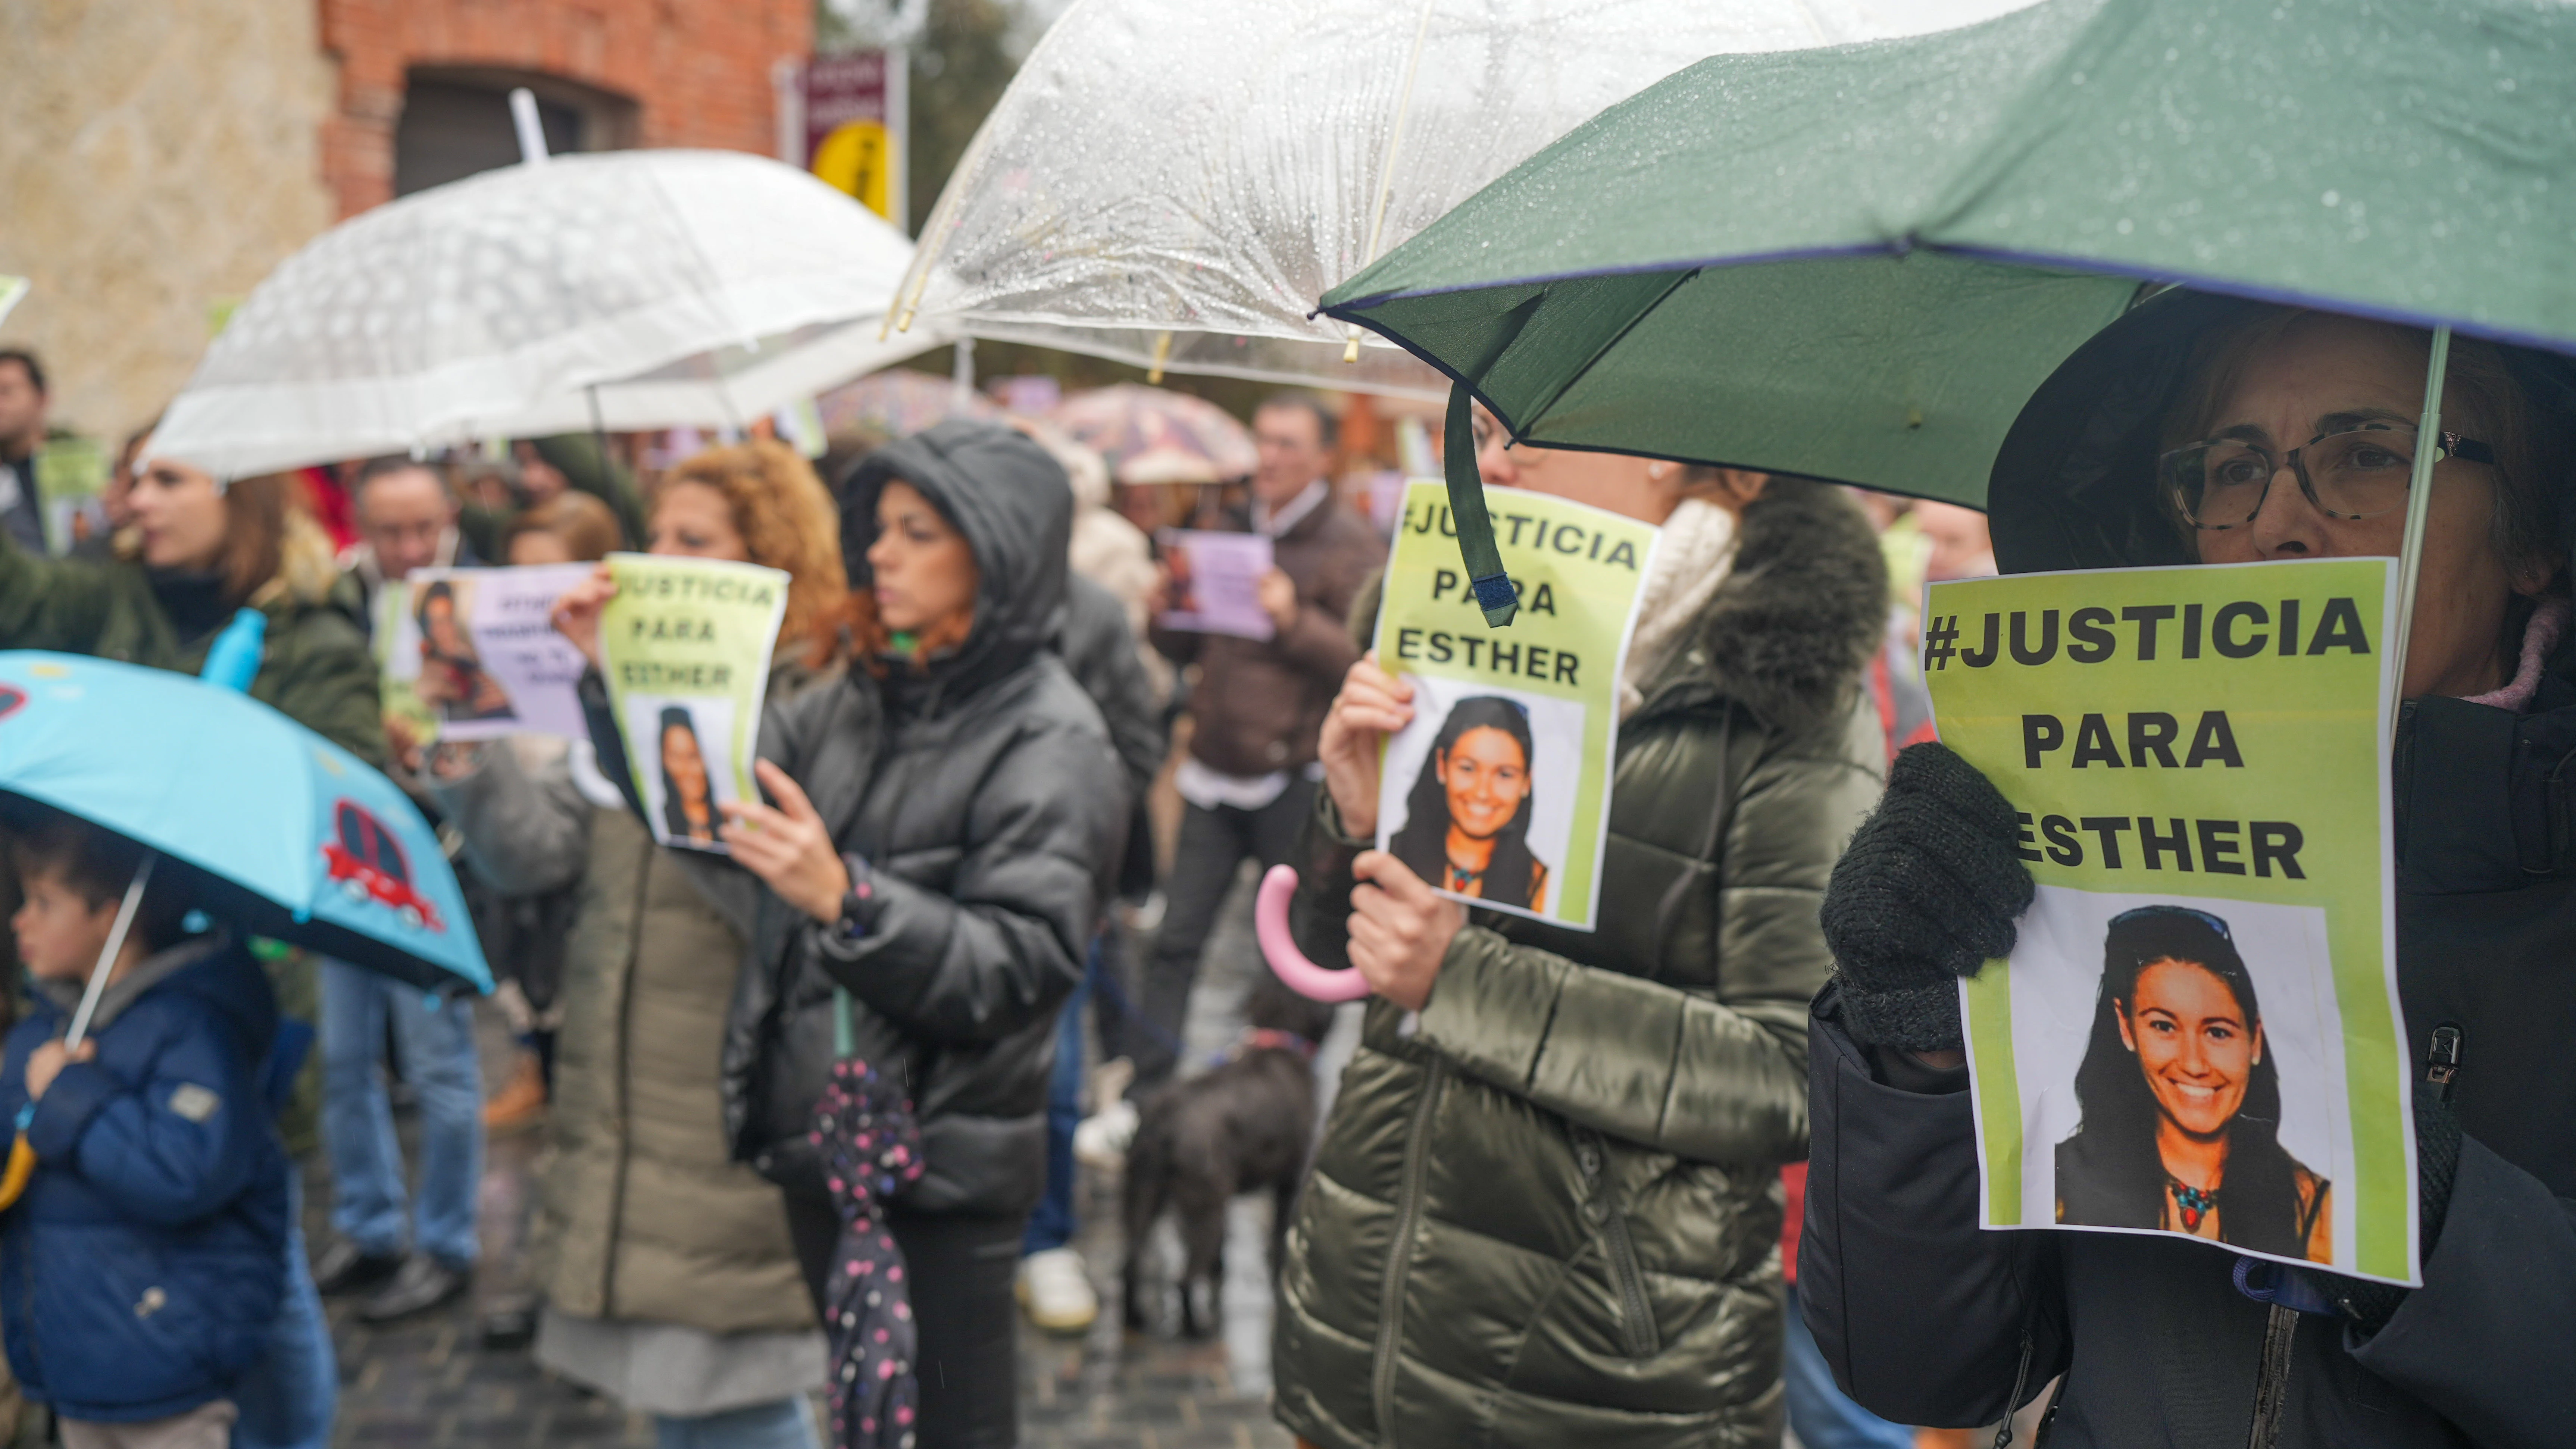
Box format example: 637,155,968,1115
886,0,2039,400
151,148,941,479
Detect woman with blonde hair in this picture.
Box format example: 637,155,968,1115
429,440,848,1449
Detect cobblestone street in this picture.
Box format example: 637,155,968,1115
322,870,1317,1449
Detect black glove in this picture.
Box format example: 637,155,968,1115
1819,742,2035,1052
2293,1083,2463,1335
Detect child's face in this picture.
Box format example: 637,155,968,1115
13,870,118,982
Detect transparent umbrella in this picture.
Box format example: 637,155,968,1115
1052,384,1259,486
883,0,2036,399
150,149,942,479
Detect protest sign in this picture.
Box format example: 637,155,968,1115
373,582,439,749
1370,479,1657,932
381,564,594,742
597,554,790,854
1925,557,2417,1284
1156,529,1276,641
32,438,106,555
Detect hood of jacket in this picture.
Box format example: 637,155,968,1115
839,419,1073,706
1640,475,1888,736
1986,287,2576,577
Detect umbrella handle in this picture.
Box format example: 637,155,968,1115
0,1134,31,1212
1254,865,1374,1003
63,852,157,1052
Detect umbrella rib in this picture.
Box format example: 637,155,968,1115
1344,0,1439,360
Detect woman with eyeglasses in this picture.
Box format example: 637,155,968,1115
1806,293,2576,1448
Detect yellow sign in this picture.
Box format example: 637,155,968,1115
812,120,895,221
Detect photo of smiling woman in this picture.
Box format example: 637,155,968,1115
1387,695,1550,913
656,705,716,847
413,578,515,722
2054,904,2332,1262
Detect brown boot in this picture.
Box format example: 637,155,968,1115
482,1050,547,1133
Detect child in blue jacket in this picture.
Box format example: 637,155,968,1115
0,806,288,1448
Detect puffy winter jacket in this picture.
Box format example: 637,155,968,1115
1274,481,1889,1449
1803,290,2576,1448
0,939,290,1422
429,733,816,1336
0,513,384,764
693,421,1129,1217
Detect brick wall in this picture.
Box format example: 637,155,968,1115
318,0,812,217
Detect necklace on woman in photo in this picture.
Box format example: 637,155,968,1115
2168,1176,2220,1232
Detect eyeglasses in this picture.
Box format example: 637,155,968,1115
2160,421,2495,531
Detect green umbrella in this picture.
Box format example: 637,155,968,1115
1318,0,2575,628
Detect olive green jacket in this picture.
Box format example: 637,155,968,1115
431,727,814,1335
1275,481,1890,1449
0,515,383,763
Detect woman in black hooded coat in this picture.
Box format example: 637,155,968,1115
569,421,1129,1449
1804,291,2576,1448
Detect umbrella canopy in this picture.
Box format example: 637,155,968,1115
149,150,940,479
817,367,1001,439
887,0,2035,400
1319,0,2576,509
0,652,490,995
1051,384,1259,485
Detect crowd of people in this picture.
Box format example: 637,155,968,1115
0,290,2566,1449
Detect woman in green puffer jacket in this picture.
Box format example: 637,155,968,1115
0,456,382,761
1275,460,1888,1449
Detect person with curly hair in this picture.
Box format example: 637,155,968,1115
429,441,848,1449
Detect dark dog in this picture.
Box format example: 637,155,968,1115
1120,968,1338,1337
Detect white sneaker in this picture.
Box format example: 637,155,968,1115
1016,1246,1099,1333
1073,1098,1139,1169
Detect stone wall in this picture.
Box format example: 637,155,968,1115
0,0,812,450
0,0,338,447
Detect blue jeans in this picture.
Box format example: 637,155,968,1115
232,1179,337,1449
1784,1283,1915,1449
1022,943,1094,1256
319,960,483,1267
653,1398,819,1449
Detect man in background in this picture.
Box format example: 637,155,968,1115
315,456,487,1323
0,351,59,553
1122,392,1380,1099
340,457,473,630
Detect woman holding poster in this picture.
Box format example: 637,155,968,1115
1807,294,2576,1447
438,441,848,1449
1272,458,1890,1449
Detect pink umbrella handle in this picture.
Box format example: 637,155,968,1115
1254,864,1375,1002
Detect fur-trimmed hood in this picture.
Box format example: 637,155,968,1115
251,510,344,610
1644,477,1888,735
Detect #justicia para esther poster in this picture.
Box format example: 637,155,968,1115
1369,480,1657,933
1927,556,2421,1285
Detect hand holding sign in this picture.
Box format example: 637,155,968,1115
550,563,618,668
721,760,848,922
1346,851,1465,1011
1317,652,1414,838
